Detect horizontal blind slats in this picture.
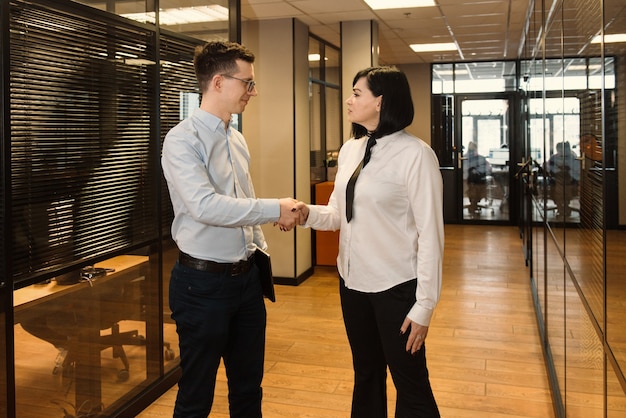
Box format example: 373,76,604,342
9,0,159,284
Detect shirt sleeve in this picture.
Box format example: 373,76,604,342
162,127,280,228
405,146,445,326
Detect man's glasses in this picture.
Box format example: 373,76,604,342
222,74,256,93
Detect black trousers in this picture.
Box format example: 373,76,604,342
340,278,440,418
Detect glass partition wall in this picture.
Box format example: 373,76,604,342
521,0,626,416
2,0,222,416
308,35,341,183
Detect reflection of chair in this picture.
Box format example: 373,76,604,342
55,277,148,383
467,175,496,215
21,275,147,383
547,169,579,219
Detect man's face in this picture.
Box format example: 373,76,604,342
221,59,257,115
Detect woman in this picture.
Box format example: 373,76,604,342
295,66,444,417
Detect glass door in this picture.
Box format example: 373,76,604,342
456,96,512,222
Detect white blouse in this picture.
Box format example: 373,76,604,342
304,130,444,326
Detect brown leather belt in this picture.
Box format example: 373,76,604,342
178,251,254,276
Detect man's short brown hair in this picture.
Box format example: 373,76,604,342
194,41,255,92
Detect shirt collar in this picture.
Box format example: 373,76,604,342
193,108,228,133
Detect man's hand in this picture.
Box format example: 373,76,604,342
277,198,299,231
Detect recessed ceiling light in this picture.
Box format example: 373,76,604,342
410,43,457,52
364,0,436,10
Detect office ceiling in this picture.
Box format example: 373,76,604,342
80,0,625,67
241,0,532,64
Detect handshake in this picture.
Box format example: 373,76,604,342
276,198,309,231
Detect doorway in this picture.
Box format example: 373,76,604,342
456,95,513,222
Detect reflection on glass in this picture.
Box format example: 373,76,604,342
72,0,230,42
431,63,453,94
454,61,516,93
460,99,510,221
162,239,181,374
13,255,153,416
324,46,340,86
308,38,321,80
309,36,342,183
565,274,605,417
0,312,6,417
529,97,581,224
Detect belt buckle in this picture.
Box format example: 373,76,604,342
230,261,244,276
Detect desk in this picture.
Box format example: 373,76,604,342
14,255,149,414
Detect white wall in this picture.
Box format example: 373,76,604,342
398,63,432,145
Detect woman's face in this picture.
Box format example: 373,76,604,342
346,76,381,132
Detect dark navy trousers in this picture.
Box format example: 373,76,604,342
170,261,266,418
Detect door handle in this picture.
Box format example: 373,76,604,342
458,152,467,169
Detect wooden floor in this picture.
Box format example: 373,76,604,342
138,224,555,417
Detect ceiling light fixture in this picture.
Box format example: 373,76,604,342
364,0,436,10
591,33,626,44
410,42,457,52
122,5,228,26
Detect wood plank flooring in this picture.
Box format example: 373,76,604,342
138,224,554,417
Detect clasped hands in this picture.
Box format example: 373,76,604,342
276,198,309,231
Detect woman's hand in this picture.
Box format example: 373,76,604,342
400,317,429,355
293,201,310,225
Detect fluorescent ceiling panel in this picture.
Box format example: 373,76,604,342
410,42,457,52
591,33,626,44
123,5,228,25
364,0,436,10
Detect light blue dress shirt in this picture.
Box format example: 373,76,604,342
162,108,279,263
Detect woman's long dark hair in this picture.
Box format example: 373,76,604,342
350,66,414,140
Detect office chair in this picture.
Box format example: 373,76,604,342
97,276,174,381
466,174,497,216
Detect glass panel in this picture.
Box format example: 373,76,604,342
544,96,582,225
309,36,342,184
546,235,565,411
453,61,517,93
532,222,546,338
73,0,230,41
325,87,341,181
605,0,626,380
565,271,604,417
460,98,510,221
14,253,153,416
162,239,180,373
324,45,340,86
0,310,6,417
309,82,324,182
432,63,453,94
308,38,321,81
607,358,626,417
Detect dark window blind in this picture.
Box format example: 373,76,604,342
159,34,202,237
10,0,158,286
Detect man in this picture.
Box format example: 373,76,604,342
161,41,298,418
